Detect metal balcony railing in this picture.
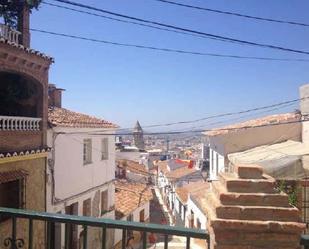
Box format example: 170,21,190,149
0,207,210,249
0,24,21,44
0,116,41,131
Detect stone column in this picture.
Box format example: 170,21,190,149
204,164,305,249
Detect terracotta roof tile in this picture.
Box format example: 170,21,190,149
115,180,153,219
204,112,300,136
0,170,28,184
166,166,198,180
117,160,148,176
0,38,54,62
189,187,212,214
48,107,118,128
176,181,209,204
157,161,169,175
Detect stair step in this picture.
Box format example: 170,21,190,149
235,164,263,179
219,172,278,193
212,181,290,207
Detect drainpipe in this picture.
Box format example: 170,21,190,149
48,130,59,206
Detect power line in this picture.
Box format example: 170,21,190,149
30,28,309,62
42,1,231,43
56,117,309,136
117,97,306,131
50,0,309,55
179,102,297,132
154,0,309,28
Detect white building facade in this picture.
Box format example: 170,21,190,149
47,103,118,249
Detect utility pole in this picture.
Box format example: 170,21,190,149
166,136,169,155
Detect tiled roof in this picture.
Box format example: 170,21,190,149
190,189,209,215
0,38,54,62
48,107,118,128
157,160,169,175
166,166,198,181
204,112,301,136
176,181,209,204
0,170,28,184
157,160,199,181
117,160,148,176
115,180,153,219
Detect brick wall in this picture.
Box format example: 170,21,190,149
0,42,53,148
0,131,43,152
204,165,306,249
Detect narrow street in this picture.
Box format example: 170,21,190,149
148,187,204,249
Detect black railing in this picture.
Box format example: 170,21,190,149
0,207,210,249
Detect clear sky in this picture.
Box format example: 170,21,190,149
29,0,309,130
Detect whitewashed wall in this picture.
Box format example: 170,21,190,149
186,196,207,230
47,127,116,201
114,202,150,246
209,147,225,180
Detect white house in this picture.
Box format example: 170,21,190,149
114,180,153,248
174,181,208,227
116,159,150,184
157,160,204,218
46,85,118,249
204,112,301,180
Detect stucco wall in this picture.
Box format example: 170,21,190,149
114,202,150,247
209,148,225,180
207,122,301,180
116,151,142,162
47,128,116,200
0,157,46,249
186,197,207,230
47,182,115,249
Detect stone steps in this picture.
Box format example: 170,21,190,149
212,181,290,207
219,172,278,193
206,191,300,222
204,164,305,249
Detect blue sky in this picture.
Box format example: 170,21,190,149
29,0,309,130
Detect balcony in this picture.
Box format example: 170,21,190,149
0,116,41,131
0,24,21,45
0,207,209,249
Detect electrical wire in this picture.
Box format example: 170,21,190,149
54,118,309,138
116,97,306,132
154,0,309,28
177,101,297,132
50,0,309,55
30,28,309,62
42,1,233,43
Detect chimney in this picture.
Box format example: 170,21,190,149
48,84,65,108
17,3,30,47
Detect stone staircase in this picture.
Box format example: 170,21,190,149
204,165,306,249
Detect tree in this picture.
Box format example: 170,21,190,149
0,0,41,28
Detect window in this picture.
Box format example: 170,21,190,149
139,209,145,222
196,218,201,229
83,139,92,165
101,190,108,215
83,198,91,216
190,210,194,228
101,138,109,160
0,180,23,221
